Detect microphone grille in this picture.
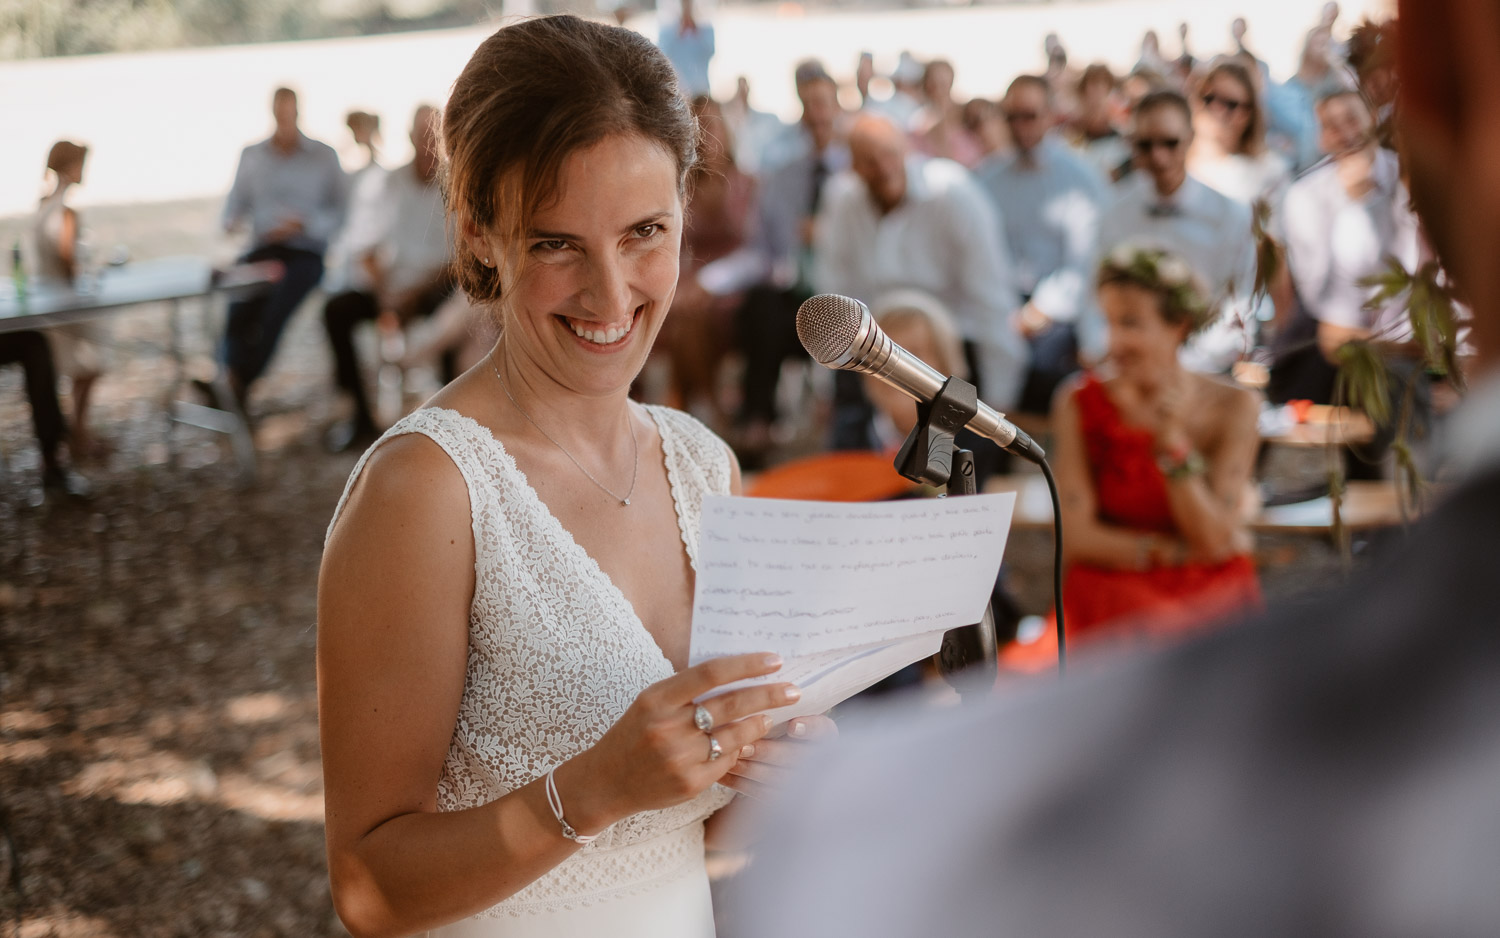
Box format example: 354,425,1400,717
796,294,868,364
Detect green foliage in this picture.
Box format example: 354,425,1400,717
1333,339,1392,426
1250,196,1281,306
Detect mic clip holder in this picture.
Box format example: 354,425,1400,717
893,375,998,695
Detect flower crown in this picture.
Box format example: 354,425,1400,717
1098,243,1215,333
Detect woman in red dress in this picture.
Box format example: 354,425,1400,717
1052,244,1263,643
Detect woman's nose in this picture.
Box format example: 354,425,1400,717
582,252,633,320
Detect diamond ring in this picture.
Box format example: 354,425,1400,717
707,735,723,761
693,704,714,734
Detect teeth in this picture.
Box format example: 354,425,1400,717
569,317,632,345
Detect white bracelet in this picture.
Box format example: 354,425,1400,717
544,767,597,846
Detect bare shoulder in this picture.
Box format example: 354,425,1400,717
324,429,473,566
1192,374,1262,435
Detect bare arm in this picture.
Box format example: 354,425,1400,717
57,207,78,279
1052,380,1176,570
319,435,792,938
1156,385,1260,563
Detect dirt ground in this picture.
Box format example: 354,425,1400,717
0,199,1367,936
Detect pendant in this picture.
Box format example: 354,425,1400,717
622,498,630,506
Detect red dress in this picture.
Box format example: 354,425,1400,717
1063,375,1262,643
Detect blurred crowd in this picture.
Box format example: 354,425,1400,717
10,2,1432,646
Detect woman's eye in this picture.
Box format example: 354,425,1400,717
532,240,568,253
635,224,661,239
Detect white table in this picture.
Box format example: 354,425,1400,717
2,256,274,482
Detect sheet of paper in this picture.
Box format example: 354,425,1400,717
688,493,1016,722
691,493,1016,660
724,631,946,726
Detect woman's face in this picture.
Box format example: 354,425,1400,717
1100,282,1188,381
480,133,683,398
1197,72,1254,154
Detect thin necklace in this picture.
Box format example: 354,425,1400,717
491,359,640,507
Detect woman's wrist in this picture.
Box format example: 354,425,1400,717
547,752,621,838
1136,534,1188,570
1156,441,1205,482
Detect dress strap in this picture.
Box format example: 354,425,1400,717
643,405,731,571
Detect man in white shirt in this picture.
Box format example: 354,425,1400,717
1281,88,1427,476
814,113,1024,424
322,105,454,451
1093,90,1266,373
1284,90,1420,362
977,74,1109,413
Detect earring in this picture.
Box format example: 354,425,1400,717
483,257,491,266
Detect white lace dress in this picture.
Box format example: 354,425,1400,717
327,404,736,937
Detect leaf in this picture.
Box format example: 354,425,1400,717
1334,341,1392,426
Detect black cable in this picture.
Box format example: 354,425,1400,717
1036,457,1066,675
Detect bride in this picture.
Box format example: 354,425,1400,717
317,16,827,937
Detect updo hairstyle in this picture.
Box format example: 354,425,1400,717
1096,243,1215,336
441,15,699,307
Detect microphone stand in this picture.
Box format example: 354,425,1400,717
892,375,999,701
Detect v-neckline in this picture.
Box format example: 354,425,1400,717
426,404,691,675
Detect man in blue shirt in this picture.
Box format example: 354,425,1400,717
215,87,346,412
976,74,1109,414
657,0,714,99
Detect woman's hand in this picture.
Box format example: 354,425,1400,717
723,714,839,802
565,653,799,833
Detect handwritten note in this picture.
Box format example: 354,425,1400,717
689,493,1016,723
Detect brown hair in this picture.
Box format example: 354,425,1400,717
1005,73,1054,108
1097,244,1214,336
1077,63,1116,96
441,15,698,307
46,140,88,174
1198,61,1266,156
1134,88,1192,127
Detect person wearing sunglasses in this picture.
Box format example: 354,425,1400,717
1090,89,1267,375
1189,60,1291,209
976,74,1109,416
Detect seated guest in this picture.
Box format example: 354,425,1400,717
814,113,1024,451
0,332,88,499
977,74,1109,415
1067,64,1132,182
707,62,847,464
1280,88,1425,476
910,60,984,168
1053,244,1262,642
322,105,453,452
1093,89,1267,374
215,86,346,414
1188,60,1291,208
32,140,108,460
1283,90,1420,365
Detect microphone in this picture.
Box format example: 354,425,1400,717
796,293,1046,464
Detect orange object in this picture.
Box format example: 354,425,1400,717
744,450,916,502
1289,398,1313,423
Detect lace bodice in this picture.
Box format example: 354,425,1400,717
327,404,735,918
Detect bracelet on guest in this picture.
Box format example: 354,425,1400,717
545,767,597,846
1156,445,1206,481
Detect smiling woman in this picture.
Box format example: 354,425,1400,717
315,14,831,938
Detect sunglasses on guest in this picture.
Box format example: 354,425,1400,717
1133,136,1183,154
1003,110,1041,124
1201,92,1249,113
